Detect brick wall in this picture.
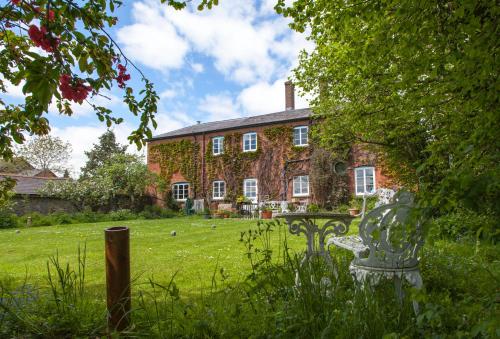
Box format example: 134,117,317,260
147,124,394,205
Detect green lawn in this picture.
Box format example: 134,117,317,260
0,217,305,292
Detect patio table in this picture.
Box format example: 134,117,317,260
275,212,355,270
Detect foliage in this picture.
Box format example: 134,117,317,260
2,207,177,228
0,157,33,173
205,133,261,201
310,147,349,208
276,0,500,220
150,139,200,197
79,130,127,178
0,0,220,199
0,180,16,228
0,0,159,159
42,153,164,211
428,208,499,243
16,134,71,174
0,219,498,337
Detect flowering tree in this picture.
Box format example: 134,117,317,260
0,0,218,162
17,134,71,174
42,153,166,210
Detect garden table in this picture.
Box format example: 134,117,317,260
275,212,355,270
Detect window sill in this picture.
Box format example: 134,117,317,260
212,197,225,200
242,149,257,153
355,191,376,197
293,144,308,147
293,194,309,198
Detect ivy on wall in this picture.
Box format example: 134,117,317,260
150,139,201,196
205,133,261,201
151,126,314,204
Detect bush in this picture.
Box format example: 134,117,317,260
139,205,176,219
430,209,499,242
106,209,137,221
0,210,18,228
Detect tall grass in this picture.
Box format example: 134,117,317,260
0,219,498,337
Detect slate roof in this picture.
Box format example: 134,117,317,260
149,108,312,141
0,173,68,196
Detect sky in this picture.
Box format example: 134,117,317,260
1,0,313,176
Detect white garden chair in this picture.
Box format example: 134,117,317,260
328,191,424,313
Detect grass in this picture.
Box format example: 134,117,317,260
0,216,304,292
0,216,498,337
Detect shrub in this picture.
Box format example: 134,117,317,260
429,209,499,242
139,205,175,219
0,210,18,228
106,209,136,221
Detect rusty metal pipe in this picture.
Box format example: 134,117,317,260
105,226,131,331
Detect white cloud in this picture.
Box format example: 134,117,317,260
153,111,192,133
117,1,312,85
47,92,123,119
51,122,138,177
237,78,310,115
159,89,176,100
116,2,189,71
192,63,204,73
197,93,242,121
1,78,25,98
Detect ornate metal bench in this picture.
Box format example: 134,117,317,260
327,191,424,313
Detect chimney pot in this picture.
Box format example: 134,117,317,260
285,81,295,111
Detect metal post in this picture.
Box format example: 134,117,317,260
105,226,131,331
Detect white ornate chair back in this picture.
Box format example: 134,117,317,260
356,191,423,269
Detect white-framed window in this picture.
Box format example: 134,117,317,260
212,180,226,200
243,178,258,202
172,182,190,201
212,136,224,155
293,126,309,146
355,167,376,196
243,132,257,152
293,175,309,197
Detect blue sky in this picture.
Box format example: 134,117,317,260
2,0,312,175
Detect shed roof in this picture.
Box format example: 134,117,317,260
0,173,68,196
149,108,312,141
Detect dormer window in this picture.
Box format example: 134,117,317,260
212,136,224,155
293,126,308,146
243,132,257,152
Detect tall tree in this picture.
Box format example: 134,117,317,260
17,134,71,174
277,0,499,217
80,129,127,178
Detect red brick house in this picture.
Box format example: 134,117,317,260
147,82,393,209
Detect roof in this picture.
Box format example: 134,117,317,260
149,108,312,141
0,173,68,196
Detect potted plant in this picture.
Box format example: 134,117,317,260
348,197,361,216
260,206,273,219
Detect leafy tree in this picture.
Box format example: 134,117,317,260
43,153,165,211
277,0,499,217
17,134,71,174
80,129,126,178
0,0,219,178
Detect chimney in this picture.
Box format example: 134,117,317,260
285,81,295,111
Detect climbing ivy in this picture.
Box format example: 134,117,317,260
152,126,312,204
205,133,261,201
150,140,201,196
